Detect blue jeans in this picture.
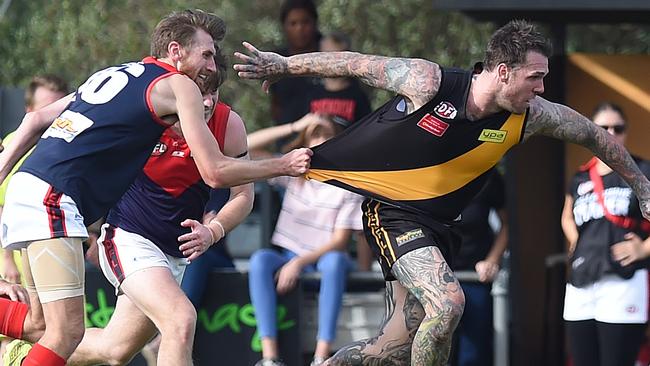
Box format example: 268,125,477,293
181,247,235,309
454,282,493,366
248,248,350,342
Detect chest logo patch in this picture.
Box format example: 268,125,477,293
433,101,457,119
417,114,449,137
478,129,507,143
396,228,425,246
151,142,167,156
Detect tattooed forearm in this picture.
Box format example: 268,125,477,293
527,97,650,202
288,52,441,110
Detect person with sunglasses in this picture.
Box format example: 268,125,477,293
561,102,650,366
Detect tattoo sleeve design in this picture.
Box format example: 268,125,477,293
288,53,442,111
527,97,650,208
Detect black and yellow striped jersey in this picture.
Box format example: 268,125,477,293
306,67,527,222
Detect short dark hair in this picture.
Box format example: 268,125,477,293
483,20,553,71
592,101,627,123
24,74,69,108
150,9,226,58
280,0,318,24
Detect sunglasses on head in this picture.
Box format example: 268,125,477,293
600,124,626,134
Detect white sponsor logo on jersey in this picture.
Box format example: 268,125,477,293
42,110,94,143
433,101,458,119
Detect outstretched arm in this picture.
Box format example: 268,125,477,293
167,75,312,188
526,97,650,219
0,93,74,183
234,42,441,112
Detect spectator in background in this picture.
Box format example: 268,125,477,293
451,168,508,366
247,116,363,366
562,102,650,366
302,32,372,126
270,0,322,126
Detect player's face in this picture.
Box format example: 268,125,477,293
499,51,548,114
593,109,627,145
283,8,317,51
177,29,217,82
203,91,219,122
27,87,67,112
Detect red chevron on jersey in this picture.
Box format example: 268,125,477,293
143,102,230,197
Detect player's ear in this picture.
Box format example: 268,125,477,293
497,63,509,82
168,41,182,62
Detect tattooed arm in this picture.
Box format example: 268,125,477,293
234,42,441,112
526,97,650,219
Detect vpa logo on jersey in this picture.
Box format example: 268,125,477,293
417,114,449,137
151,142,167,156
478,129,507,144
433,101,457,119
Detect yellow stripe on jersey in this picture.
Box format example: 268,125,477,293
307,112,525,201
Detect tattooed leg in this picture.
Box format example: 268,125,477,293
392,246,465,366
324,281,424,366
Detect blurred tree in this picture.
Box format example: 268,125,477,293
1,1,648,131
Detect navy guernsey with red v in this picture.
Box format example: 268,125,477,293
106,102,231,257
19,57,179,225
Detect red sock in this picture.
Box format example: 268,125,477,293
0,296,28,339
22,343,66,366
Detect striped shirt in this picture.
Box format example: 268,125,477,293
270,177,363,256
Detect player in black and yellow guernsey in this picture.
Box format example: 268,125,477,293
235,20,650,366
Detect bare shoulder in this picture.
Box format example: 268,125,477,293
373,57,441,111
149,74,200,117
224,110,248,158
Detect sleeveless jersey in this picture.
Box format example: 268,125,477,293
19,57,179,225
307,67,528,222
106,102,231,257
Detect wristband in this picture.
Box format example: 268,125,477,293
211,219,226,239
207,225,217,244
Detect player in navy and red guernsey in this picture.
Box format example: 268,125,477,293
0,10,310,366
235,21,650,365
65,53,255,365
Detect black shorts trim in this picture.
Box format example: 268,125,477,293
362,199,460,281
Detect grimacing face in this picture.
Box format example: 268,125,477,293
175,29,217,82
497,51,548,114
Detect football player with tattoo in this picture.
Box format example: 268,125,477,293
234,20,650,366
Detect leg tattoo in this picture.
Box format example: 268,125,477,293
392,247,465,366
326,282,424,366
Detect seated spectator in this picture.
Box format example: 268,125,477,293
247,116,363,366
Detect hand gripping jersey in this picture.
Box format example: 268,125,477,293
307,67,528,222
19,57,179,225
106,102,231,257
